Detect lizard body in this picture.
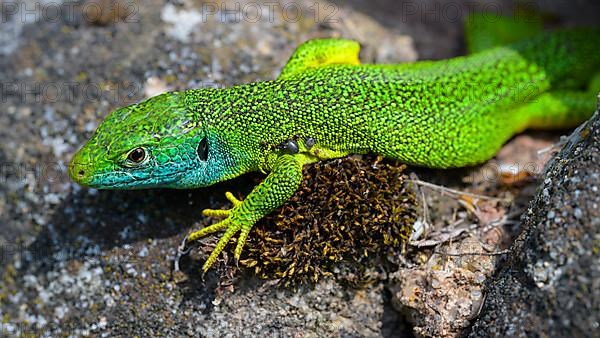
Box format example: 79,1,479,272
70,27,600,271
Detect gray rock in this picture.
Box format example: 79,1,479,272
467,106,600,337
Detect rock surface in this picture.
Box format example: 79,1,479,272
466,107,600,337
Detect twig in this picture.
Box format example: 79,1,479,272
433,249,511,257
537,136,568,156
410,221,475,247
408,179,501,201
409,173,432,241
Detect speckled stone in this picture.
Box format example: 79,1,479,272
467,107,600,337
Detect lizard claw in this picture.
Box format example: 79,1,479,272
199,218,242,272
184,191,252,272
180,154,303,273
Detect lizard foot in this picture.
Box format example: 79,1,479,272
186,192,253,272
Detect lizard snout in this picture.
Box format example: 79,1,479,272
68,153,93,186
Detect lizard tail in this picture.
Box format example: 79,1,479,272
517,90,597,130
514,29,600,130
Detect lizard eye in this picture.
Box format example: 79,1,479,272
127,147,147,164
197,137,208,161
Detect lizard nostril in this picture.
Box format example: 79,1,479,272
78,169,85,177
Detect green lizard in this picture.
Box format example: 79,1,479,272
69,17,600,272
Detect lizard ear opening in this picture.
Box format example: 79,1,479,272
197,137,208,161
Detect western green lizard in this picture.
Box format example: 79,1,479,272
69,19,600,272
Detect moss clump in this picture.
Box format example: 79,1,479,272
239,155,416,285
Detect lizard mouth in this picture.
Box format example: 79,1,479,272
90,171,183,189
70,166,183,189
69,157,182,189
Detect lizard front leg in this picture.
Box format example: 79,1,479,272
187,154,304,272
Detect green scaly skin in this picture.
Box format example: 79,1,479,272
69,28,600,272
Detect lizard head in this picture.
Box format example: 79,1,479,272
69,91,237,189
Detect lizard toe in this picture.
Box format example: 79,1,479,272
225,191,243,207
187,218,231,242
202,221,242,272
202,208,231,218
